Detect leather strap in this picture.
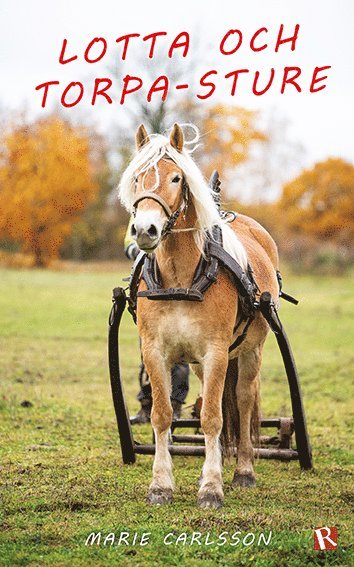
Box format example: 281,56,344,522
127,250,146,322
208,241,256,303
228,316,254,353
276,270,299,305
138,288,204,301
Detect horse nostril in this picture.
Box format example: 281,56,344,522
147,224,158,238
131,223,137,237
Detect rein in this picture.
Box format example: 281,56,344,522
170,227,200,232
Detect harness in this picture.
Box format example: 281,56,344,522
132,177,190,239
127,171,297,353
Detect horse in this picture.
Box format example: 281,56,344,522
118,123,279,508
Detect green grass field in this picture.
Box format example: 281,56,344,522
0,264,353,566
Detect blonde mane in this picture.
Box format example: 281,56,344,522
118,128,247,269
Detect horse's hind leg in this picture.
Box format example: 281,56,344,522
232,344,262,488
198,351,229,509
143,349,174,504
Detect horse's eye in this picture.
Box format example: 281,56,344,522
134,177,138,184
172,175,181,183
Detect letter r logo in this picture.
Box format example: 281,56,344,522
314,527,338,550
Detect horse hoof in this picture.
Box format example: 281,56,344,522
148,487,173,505
232,473,256,488
198,492,223,509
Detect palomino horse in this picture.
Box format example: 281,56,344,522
119,123,279,508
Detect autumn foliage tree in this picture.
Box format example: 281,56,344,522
0,116,98,266
278,158,354,248
176,100,267,185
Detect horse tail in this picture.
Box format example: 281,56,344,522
252,377,261,453
220,358,260,459
221,358,239,458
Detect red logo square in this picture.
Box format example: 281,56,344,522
314,527,338,550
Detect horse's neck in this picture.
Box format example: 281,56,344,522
156,203,201,288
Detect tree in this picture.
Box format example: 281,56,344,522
60,128,124,261
0,116,99,266
278,158,354,246
109,47,267,187
228,109,305,203
187,103,266,184
113,93,267,198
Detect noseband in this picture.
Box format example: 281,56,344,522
132,178,190,238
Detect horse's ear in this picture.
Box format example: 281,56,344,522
136,124,150,150
170,123,184,152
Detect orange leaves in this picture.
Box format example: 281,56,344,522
278,158,354,245
181,102,267,182
0,116,99,266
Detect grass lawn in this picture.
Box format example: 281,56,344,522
0,264,353,566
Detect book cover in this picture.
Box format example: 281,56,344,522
0,1,352,565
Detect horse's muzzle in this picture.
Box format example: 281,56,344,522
133,223,159,252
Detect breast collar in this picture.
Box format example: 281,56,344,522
127,223,258,337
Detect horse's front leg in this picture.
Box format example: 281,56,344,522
198,350,229,509
143,347,174,504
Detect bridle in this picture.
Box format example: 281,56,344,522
132,177,192,238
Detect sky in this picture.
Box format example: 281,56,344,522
0,0,353,177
